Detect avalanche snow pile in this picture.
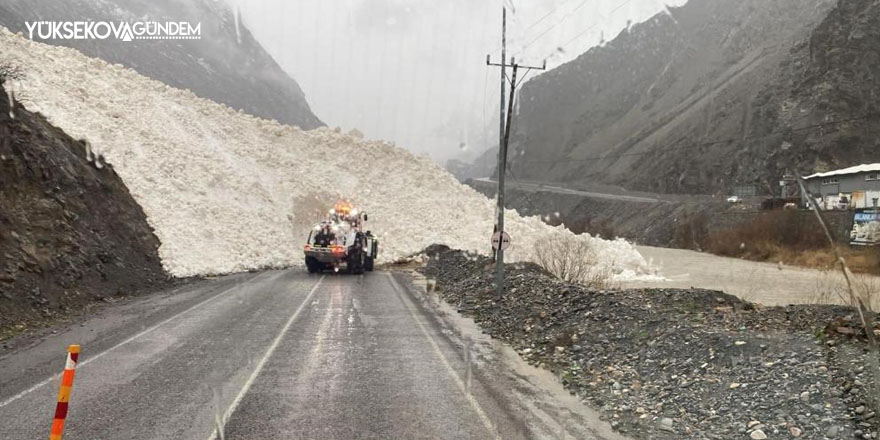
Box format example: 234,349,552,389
0,28,657,280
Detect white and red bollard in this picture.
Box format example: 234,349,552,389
49,344,80,440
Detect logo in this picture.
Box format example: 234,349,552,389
25,21,201,42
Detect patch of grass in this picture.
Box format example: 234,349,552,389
814,326,826,342
674,298,704,314
633,328,650,340
0,325,26,342
781,245,880,273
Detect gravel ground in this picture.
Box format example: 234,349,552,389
416,245,880,440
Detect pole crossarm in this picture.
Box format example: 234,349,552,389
487,57,546,71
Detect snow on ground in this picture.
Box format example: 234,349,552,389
0,27,658,280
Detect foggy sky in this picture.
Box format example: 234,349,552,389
229,0,687,163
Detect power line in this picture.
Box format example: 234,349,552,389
522,0,579,34
513,113,877,165
554,17,602,54
542,0,633,61
519,0,591,52
488,0,584,56
609,0,635,16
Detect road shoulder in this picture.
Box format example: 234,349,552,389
0,270,265,402
390,270,631,440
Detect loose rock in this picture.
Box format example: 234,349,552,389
419,247,880,440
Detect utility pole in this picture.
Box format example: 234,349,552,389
487,7,507,260
487,20,547,299
499,7,507,187
495,62,517,295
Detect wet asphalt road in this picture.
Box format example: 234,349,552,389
0,269,609,440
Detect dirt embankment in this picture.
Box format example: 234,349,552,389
467,179,729,247
0,80,168,338
470,180,879,275
419,245,880,440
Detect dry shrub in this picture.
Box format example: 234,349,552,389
534,234,614,289
854,273,880,310
853,246,880,275
706,210,828,260
815,271,880,310
703,210,880,275
791,246,880,274
703,209,880,274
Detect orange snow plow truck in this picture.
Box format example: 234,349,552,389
304,201,378,274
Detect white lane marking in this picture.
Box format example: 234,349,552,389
385,273,502,440
208,275,325,440
0,272,275,408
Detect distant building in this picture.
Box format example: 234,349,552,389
803,164,880,210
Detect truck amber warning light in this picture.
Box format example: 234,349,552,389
332,200,353,215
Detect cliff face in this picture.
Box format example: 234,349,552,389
768,0,880,175
0,81,167,333
0,0,323,129
512,0,878,195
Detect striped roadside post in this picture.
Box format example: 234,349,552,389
49,344,81,440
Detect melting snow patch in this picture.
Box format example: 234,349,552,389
0,26,659,281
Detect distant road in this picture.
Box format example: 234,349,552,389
0,270,624,440
474,178,663,204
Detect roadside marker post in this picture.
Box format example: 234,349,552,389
49,344,80,440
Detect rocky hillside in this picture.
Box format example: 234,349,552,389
511,0,879,195
0,0,323,129
446,146,498,181
0,79,166,336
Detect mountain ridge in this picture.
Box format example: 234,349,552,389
510,0,878,195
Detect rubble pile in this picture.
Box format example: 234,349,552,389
420,246,880,439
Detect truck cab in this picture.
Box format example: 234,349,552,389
304,204,378,274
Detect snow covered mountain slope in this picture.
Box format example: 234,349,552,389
0,27,655,280
0,0,323,129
